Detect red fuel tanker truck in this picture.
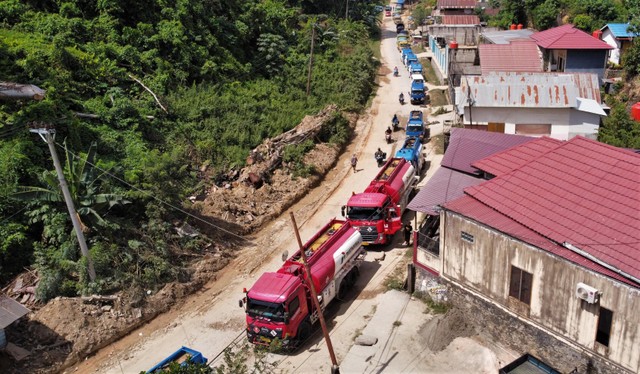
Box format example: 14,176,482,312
341,158,417,245
241,219,365,348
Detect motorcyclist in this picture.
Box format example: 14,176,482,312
392,114,399,127
399,92,405,103
375,148,385,166
393,66,398,76
385,126,393,135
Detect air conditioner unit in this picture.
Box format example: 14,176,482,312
576,282,600,304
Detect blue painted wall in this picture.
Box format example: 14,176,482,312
566,49,607,81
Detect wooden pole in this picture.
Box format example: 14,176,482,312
289,212,340,374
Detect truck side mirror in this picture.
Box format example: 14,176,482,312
341,206,346,217
281,250,288,262
239,299,244,308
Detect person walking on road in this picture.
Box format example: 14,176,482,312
403,222,413,246
351,154,358,173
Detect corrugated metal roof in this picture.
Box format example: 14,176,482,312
471,137,563,177
482,30,535,44
442,15,480,25
441,128,534,174
601,23,639,38
0,296,30,329
461,136,640,285
531,24,612,50
445,195,636,287
479,41,543,74
576,98,607,116
408,167,484,214
438,0,476,8
459,72,601,108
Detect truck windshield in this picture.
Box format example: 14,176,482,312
347,207,383,220
407,125,422,133
246,299,286,322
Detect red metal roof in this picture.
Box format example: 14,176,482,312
441,128,534,174
479,41,543,74
460,136,640,285
442,15,480,25
438,0,476,8
471,137,563,176
445,196,636,287
408,167,484,215
531,24,613,50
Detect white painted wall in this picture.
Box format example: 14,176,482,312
462,106,601,140
602,29,622,64
442,211,640,373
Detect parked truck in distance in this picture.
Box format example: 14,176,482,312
410,79,426,105
406,110,428,141
395,137,424,172
147,347,208,373
241,219,365,349
342,158,417,245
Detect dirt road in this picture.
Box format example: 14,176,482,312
70,15,502,374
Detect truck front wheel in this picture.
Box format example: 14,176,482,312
296,321,312,347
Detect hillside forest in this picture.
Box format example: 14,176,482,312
1,0,640,304
0,0,381,301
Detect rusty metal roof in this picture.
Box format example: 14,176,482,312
479,40,543,74
438,0,476,8
0,296,30,329
442,15,480,25
460,72,601,108
531,24,613,50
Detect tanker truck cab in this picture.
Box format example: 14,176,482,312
244,273,308,347
342,158,416,245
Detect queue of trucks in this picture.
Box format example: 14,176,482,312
239,155,418,348
150,5,430,366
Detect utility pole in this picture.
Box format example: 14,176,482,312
289,212,340,374
345,0,349,20
29,124,97,281
306,25,316,96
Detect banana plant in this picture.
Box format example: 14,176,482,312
12,141,129,231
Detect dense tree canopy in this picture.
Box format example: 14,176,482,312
0,0,381,299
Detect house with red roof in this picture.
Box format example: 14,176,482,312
478,40,543,74
414,136,640,373
531,24,612,81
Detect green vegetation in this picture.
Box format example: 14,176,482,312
414,291,450,314
429,90,448,107
0,0,381,300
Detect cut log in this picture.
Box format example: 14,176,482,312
81,295,119,303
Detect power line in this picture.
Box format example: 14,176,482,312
54,140,250,243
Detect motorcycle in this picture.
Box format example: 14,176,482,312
399,94,405,105
392,117,399,131
385,132,392,144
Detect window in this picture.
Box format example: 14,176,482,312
509,266,533,305
288,296,300,316
596,307,613,347
515,124,551,136
461,231,474,243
